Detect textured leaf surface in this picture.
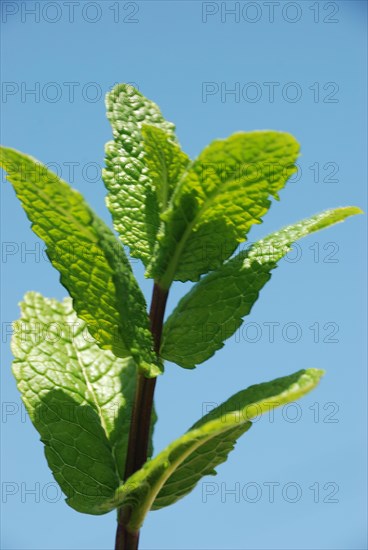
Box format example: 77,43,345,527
103,84,180,265
141,124,190,211
117,369,323,530
0,146,158,373
161,207,362,368
11,292,139,514
148,131,300,286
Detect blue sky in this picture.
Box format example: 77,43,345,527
1,1,367,549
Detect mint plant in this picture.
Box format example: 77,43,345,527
1,83,362,550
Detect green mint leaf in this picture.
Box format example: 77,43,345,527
147,131,300,287
117,369,323,530
161,206,362,369
103,84,179,266
141,124,190,212
1,146,159,374
11,292,140,514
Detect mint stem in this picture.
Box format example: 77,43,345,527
115,283,169,550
